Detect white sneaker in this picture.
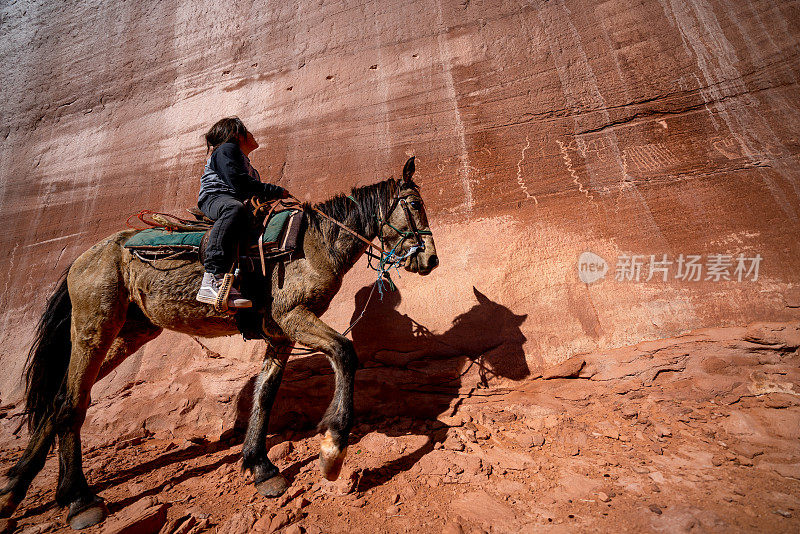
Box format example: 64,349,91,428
196,272,252,308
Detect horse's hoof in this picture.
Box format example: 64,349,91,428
319,431,347,481
255,474,289,497
67,497,107,530
0,491,19,518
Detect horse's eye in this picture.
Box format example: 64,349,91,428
410,201,422,210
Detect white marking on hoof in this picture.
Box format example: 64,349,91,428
319,430,347,481
68,502,107,530
256,474,289,497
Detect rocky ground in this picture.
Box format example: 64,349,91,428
1,321,799,533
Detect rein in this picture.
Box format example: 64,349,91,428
285,193,387,254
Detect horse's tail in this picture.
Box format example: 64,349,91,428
24,265,73,432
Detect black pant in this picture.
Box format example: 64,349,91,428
199,194,248,275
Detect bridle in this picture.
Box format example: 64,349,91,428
293,181,431,270
365,181,433,268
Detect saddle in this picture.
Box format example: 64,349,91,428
124,198,304,274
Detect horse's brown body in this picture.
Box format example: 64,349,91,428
1,159,437,529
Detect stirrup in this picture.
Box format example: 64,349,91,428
214,273,235,313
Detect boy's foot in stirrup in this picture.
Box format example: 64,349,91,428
196,272,252,308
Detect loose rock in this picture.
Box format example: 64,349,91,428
655,427,672,438
733,443,763,460
104,498,168,534
268,510,294,533
268,441,294,463
250,515,274,533
216,508,257,534
442,522,464,534
542,356,585,379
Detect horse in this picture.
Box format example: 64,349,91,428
0,157,438,529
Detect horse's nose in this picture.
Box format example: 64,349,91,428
429,254,439,268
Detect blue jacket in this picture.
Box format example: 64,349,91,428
198,142,284,205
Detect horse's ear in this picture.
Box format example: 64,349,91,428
473,286,491,305
402,156,415,183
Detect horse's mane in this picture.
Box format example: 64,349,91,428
302,176,420,269
303,177,410,240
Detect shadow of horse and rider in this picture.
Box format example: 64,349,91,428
350,284,529,413
255,285,530,491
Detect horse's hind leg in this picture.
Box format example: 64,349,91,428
242,340,290,497
54,312,161,530
278,307,357,481
94,306,162,383
1,303,125,527
53,305,128,528
0,271,125,522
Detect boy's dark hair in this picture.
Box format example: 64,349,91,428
205,117,248,153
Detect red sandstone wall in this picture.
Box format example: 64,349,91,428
1,0,799,410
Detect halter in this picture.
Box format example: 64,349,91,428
348,181,433,277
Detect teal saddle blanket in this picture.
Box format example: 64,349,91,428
124,209,300,253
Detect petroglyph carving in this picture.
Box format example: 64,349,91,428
712,136,744,159
568,136,614,158
557,139,594,201
515,136,538,204
622,143,679,172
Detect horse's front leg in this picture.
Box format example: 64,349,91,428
278,306,357,481
242,340,291,497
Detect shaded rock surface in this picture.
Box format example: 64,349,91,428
103,496,168,534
